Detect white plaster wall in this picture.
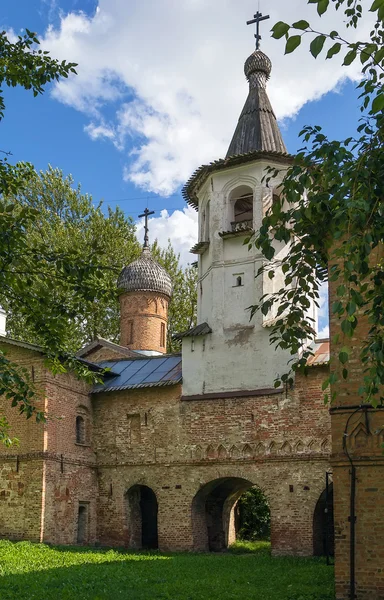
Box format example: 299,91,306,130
182,158,294,396
0,308,6,337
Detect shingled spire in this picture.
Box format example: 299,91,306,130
226,48,287,158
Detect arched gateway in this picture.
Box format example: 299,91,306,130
191,477,269,551
126,485,158,549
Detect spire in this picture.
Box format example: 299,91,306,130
226,13,287,158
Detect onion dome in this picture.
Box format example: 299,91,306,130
226,49,287,158
118,247,173,298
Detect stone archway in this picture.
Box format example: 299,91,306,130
191,477,256,551
313,483,334,557
126,485,158,549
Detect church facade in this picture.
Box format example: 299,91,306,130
0,44,332,557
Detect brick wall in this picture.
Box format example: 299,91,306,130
93,366,331,553
119,291,169,352
329,245,384,600
0,343,97,545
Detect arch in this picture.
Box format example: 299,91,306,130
221,174,258,197
191,477,255,551
76,415,85,444
125,485,158,549
217,445,227,459
313,483,334,557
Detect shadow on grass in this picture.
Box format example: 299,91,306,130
0,540,335,600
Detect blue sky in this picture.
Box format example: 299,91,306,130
1,0,367,273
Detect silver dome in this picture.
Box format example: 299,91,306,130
118,247,173,298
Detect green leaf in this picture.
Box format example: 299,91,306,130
326,42,341,59
370,0,384,11
285,35,302,54
310,35,326,58
343,49,357,66
292,20,309,30
271,21,290,39
317,0,329,15
339,351,349,364
371,93,384,114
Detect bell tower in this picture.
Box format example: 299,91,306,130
117,210,173,355
178,16,308,396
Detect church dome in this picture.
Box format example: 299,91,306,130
244,49,272,81
118,247,173,298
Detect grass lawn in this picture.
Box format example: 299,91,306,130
0,539,335,600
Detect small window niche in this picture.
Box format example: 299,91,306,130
77,502,89,544
233,273,244,287
76,415,85,445
160,322,166,348
127,320,134,345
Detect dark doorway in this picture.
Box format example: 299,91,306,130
192,477,260,552
126,485,158,550
77,503,88,544
313,484,334,556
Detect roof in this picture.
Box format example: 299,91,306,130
173,322,212,340
118,246,173,298
226,50,287,158
182,150,293,209
76,337,138,360
92,354,182,393
0,335,109,373
307,340,330,367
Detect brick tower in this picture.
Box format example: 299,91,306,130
117,212,173,354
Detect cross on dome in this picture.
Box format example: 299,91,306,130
139,207,155,249
246,10,270,50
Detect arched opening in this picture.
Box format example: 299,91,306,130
313,483,334,557
234,485,271,542
76,415,85,444
229,185,253,232
192,477,270,551
126,485,158,550
77,503,88,544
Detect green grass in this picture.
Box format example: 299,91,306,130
0,539,335,600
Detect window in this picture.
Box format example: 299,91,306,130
127,320,134,345
233,273,244,287
160,322,165,348
76,415,85,444
234,194,253,223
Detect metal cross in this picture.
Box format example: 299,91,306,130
139,207,155,248
246,11,270,50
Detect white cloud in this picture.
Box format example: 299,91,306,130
317,282,329,337
40,1,374,195
136,207,198,267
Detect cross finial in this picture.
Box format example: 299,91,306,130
246,10,270,50
138,207,155,248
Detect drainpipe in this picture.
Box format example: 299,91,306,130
349,465,356,600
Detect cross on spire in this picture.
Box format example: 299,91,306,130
246,10,270,50
139,207,155,248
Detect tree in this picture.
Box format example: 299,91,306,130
236,486,271,541
249,0,384,405
0,30,111,444
2,166,141,351
2,167,197,354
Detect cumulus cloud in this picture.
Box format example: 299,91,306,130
40,0,374,196
135,207,198,267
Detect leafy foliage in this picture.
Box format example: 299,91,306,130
249,0,384,404
236,486,271,541
2,167,197,353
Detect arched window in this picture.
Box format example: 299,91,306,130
229,185,254,232
236,276,242,287
76,415,85,444
234,195,253,223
